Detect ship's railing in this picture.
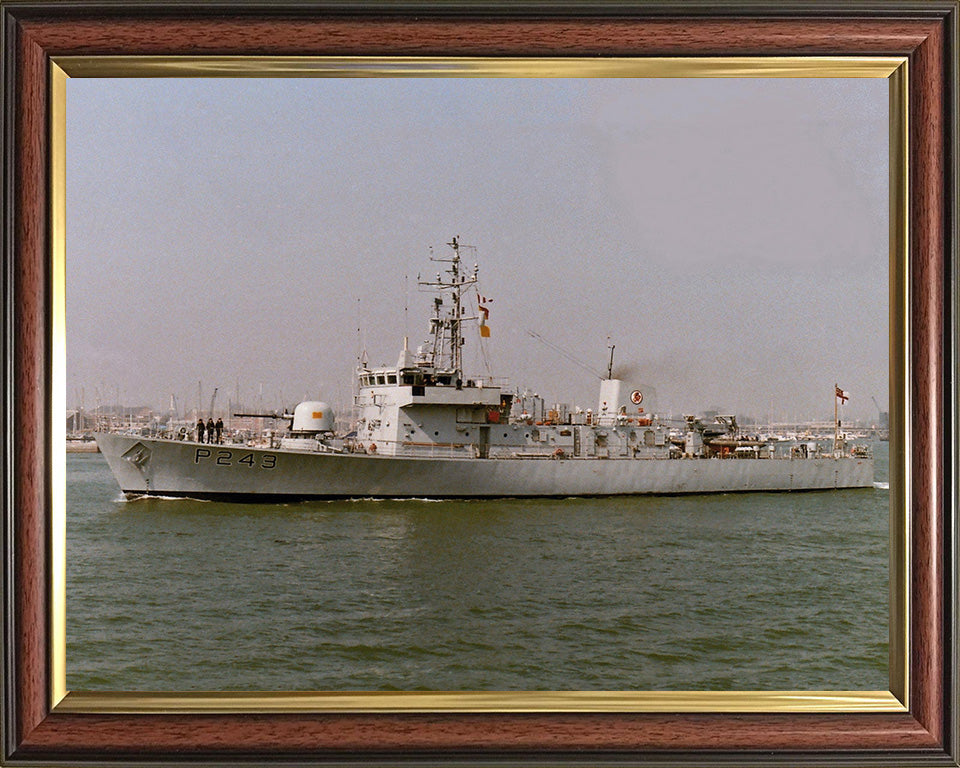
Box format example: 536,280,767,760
487,445,571,459
471,376,511,388
344,438,874,461
95,429,872,461
354,440,478,459
352,440,584,460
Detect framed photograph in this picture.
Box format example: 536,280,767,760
3,2,956,765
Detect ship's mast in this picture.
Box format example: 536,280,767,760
418,236,479,377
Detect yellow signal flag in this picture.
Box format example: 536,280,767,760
480,325,491,338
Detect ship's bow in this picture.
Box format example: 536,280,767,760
94,432,152,495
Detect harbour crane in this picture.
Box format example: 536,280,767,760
871,395,889,434
208,387,218,419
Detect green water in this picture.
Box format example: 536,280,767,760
66,445,889,691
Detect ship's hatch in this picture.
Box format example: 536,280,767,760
121,442,151,469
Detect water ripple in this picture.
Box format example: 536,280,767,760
67,447,890,692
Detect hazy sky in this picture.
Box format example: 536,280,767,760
66,76,888,424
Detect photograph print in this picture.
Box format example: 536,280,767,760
65,73,890,692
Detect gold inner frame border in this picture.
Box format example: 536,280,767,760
48,55,910,715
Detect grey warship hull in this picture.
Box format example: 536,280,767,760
95,433,875,501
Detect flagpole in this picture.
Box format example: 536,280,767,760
834,382,838,453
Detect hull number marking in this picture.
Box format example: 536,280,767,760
194,448,277,469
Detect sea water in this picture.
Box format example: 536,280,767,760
66,444,889,691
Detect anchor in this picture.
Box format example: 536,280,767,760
120,442,151,470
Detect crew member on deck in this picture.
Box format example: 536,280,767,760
207,418,215,444
196,418,205,443
215,418,223,444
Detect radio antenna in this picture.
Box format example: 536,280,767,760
527,330,603,380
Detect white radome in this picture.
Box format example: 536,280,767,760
292,401,335,433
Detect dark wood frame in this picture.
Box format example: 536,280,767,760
2,2,956,765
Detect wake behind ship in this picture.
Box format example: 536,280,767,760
96,237,874,500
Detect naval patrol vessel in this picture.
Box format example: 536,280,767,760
95,238,874,500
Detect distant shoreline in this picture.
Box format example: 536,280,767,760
66,441,99,453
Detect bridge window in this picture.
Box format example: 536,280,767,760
387,375,397,384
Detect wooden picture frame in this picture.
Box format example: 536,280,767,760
3,2,956,764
